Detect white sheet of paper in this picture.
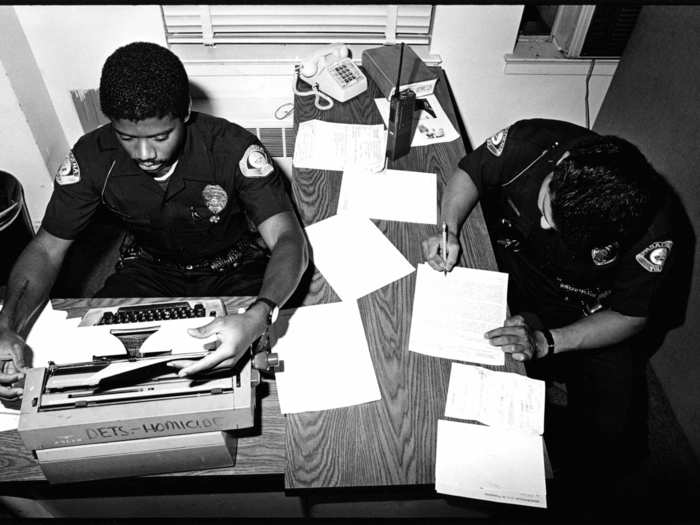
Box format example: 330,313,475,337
409,263,507,366
292,120,387,171
338,168,437,224
137,317,219,355
435,419,546,508
374,94,460,147
305,214,415,301
26,302,127,366
0,411,19,432
272,301,381,414
445,363,545,435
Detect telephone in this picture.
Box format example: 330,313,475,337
294,44,367,110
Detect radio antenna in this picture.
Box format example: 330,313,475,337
395,42,405,97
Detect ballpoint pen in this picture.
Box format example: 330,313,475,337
441,222,447,276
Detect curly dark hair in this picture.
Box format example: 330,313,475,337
549,135,661,255
99,42,189,122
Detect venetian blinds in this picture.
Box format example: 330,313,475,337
161,5,434,45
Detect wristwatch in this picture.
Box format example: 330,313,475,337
540,327,555,357
248,297,279,326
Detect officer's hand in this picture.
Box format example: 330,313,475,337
484,315,549,362
167,311,266,376
0,329,28,400
421,231,460,273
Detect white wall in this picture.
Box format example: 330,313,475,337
14,5,166,148
8,4,616,219
430,5,614,146
0,60,52,223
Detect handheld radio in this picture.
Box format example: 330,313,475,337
386,43,416,162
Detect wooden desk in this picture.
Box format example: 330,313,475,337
0,68,529,516
286,67,523,489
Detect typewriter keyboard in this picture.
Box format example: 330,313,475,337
96,301,213,325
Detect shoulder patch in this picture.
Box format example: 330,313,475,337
55,151,81,185
239,144,274,178
486,127,509,157
635,240,672,272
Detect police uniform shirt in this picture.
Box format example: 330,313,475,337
458,118,674,322
43,112,293,264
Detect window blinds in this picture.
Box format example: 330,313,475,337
161,5,433,45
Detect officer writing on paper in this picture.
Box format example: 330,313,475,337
421,119,673,480
0,42,308,384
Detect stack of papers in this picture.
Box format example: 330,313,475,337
435,363,547,508
272,301,381,414
305,214,415,301
338,168,437,225
408,263,508,366
293,120,387,172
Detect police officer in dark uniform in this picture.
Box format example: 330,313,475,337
0,42,308,385
422,119,673,484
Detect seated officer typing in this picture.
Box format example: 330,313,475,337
422,119,673,483
0,42,308,385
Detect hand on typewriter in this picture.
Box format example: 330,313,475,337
167,309,267,377
0,329,28,400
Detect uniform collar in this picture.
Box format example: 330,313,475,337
99,114,215,200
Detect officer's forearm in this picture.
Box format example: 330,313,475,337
0,241,64,337
256,231,309,307
549,310,647,355
440,168,480,235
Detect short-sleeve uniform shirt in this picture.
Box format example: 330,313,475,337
42,112,292,264
458,119,674,327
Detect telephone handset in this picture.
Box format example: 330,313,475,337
294,44,368,110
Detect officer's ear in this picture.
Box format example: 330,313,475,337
183,99,192,123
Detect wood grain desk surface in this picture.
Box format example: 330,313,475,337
286,67,524,489
0,68,524,490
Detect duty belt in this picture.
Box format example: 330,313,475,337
118,234,264,273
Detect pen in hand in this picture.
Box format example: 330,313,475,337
441,222,448,276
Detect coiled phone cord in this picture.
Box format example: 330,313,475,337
292,65,334,111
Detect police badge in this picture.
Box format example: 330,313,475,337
635,240,672,272
239,144,274,178
591,242,619,266
55,151,81,185
202,184,228,223
486,127,509,157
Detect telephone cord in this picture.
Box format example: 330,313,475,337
292,71,334,111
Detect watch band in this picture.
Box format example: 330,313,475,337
541,328,555,356
249,297,279,325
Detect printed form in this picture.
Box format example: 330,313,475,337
435,420,547,508
338,168,437,225
435,363,547,508
292,120,387,172
272,301,381,414
408,263,508,366
445,363,545,434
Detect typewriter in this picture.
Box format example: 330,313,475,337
78,299,226,327
18,299,282,484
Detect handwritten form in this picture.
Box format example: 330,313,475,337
292,120,387,172
305,214,415,301
338,168,438,225
435,419,547,508
272,301,381,414
445,363,545,434
408,263,508,366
